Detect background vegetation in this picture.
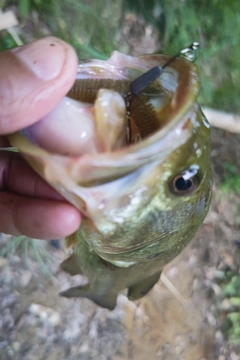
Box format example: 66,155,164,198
1,0,240,112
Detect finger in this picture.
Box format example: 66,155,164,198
0,36,78,135
0,150,63,199
0,191,81,240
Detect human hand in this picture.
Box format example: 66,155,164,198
0,37,81,240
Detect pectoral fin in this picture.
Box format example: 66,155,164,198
127,271,162,301
60,253,83,276
60,284,117,310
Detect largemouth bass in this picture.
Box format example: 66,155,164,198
9,46,212,309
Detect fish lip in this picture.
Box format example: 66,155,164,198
7,104,197,190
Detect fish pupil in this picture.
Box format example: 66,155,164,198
175,177,193,191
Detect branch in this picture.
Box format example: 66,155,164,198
0,10,18,31
202,107,240,134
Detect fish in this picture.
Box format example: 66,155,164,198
8,47,212,310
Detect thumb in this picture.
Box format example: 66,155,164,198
0,37,78,135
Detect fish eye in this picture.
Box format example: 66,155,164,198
171,168,199,195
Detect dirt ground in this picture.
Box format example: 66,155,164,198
0,128,240,360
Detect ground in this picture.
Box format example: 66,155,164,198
0,128,240,360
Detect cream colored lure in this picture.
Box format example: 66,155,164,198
9,48,212,309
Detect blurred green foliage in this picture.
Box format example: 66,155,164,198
123,0,240,112
18,0,43,18
0,30,18,51
2,0,123,58
221,162,240,195
1,0,240,112
220,273,240,345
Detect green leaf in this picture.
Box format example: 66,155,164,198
229,297,240,307
227,312,240,324
223,276,240,297
19,0,30,18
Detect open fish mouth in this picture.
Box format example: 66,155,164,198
9,49,200,184
8,45,211,266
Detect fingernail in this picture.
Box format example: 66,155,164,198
12,37,67,81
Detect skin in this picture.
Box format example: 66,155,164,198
0,37,81,239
